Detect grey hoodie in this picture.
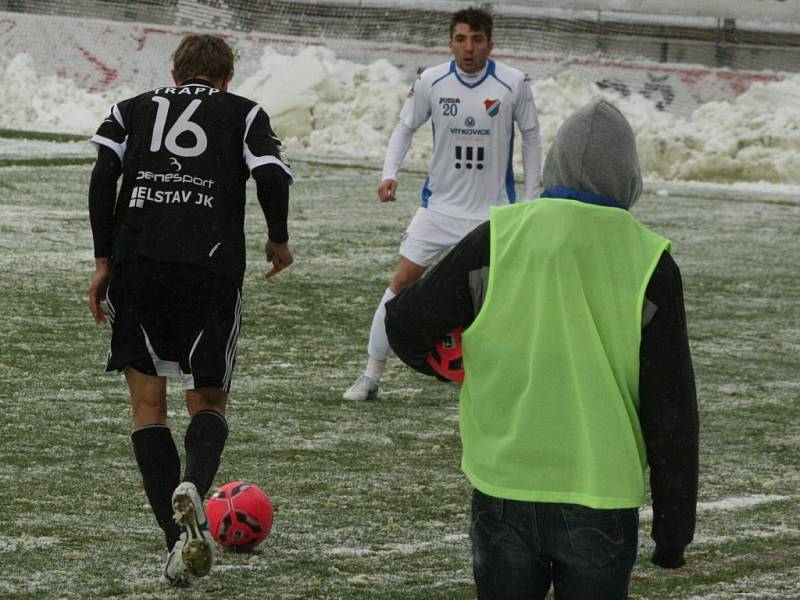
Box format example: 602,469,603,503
542,99,643,209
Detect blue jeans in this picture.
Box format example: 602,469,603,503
470,489,639,600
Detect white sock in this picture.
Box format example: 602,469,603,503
366,287,396,367
366,356,386,381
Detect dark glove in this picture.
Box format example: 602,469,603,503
651,544,686,568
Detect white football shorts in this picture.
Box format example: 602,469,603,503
398,207,486,267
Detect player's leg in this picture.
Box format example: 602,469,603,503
344,207,452,401
107,262,184,559
127,366,190,586
126,367,183,555
171,390,228,578
177,275,237,498
183,389,228,498
343,257,427,401
171,270,240,580
365,257,426,372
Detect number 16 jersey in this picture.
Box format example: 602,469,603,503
400,59,539,220
91,78,292,285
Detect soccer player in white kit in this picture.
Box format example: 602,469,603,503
344,8,542,400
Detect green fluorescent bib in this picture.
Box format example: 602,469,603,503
460,198,670,508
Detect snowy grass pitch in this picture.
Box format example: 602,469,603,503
0,160,798,599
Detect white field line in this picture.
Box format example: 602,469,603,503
324,533,468,557
640,494,791,520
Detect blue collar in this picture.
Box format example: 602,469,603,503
541,186,627,210
453,59,494,88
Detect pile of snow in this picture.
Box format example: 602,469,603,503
0,54,132,134
2,47,799,184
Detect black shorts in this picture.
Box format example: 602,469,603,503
105,259,242,392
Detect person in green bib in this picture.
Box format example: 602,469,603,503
385,99,698,599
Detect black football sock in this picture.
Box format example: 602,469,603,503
131,424,182,550
183,409,229,498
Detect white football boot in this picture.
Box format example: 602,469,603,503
172,482,214,579
342,374,379,401
162,538,188,587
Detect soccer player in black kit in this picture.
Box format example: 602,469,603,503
87,35,293,586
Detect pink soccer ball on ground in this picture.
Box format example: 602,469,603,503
206,481,274,551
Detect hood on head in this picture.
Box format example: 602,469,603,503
542,99,642,209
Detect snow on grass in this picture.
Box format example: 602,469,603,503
640,494,792,520
0,536,60,552
685,566,800,599
0,137,91,159
0,163,798,598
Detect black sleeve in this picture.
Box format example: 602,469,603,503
253,164,290,243
639,252,699,556
88,145,122,257
385,221,490,376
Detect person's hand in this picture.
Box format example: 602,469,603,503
378,179,398,203
651,545,686,569
265,240,293,278
88,257,111,324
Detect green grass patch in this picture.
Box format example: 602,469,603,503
0,128,88,142
0,157,95,167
